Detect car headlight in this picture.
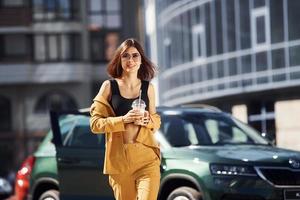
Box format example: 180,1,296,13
210,164,257,176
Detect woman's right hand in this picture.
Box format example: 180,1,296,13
122,109,143,124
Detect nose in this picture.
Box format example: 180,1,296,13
126,56,135,62
129,55,135,61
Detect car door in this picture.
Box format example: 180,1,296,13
50,110,114,200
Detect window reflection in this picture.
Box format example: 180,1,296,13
288,0,300,40
289,46,300,67
34,34,81,62
256,16,266,44
88,0,121,29
33,0,77,21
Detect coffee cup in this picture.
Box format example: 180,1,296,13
132,99,146,115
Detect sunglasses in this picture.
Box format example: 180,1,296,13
121,52,141,61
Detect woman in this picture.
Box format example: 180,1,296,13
90,38,161,200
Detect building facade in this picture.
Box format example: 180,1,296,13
0,0,142,172
145,0,300,150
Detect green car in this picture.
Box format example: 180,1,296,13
15,106,300,200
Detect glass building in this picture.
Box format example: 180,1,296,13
145,0,300,150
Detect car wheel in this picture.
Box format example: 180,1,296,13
38,189,59,200
167,186,202,200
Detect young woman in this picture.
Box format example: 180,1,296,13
90,38,161,200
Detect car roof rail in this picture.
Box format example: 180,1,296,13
179,104,222,112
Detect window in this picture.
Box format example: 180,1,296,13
49,35,59,60
228,58,238,76
88,0,121,29
204,3,212,56
270,0,284,43
34,91,77,114
272,48,285,69
0,34,31,61
289,45,300,67
57,115,104,149
288,0,300,40
205,119,248,144
225,0,236,52
241,55,252,86
241,55,252,74
34,33,81,62
0,96,11,132
239,0,251,49
163,37,171,69
207,63,214,80
248,101,276,143
215,0,223,54
63,121,104,148
1,0,24,7
217,61,224,78
272,49,286,82
33,0,79,21
251,7,270,49
253,0,265,8
4,35,27,55
192,24,206,60
256,52,267,71
90,31,119,62
160,113,267,147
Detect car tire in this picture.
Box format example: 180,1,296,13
38,189,59,200
167,186,202,200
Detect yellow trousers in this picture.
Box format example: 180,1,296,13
108,143,161,200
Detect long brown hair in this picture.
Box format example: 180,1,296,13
107,38,157,81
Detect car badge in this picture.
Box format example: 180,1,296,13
289,158,300,169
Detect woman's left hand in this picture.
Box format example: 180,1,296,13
134,111,150,126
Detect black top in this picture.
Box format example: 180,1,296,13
109,79,150,116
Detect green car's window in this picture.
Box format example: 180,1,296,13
205,119,248,144
161,112,268,147
60,115,104,148
160,115,197,147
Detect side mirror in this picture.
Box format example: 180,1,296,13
261,133,276,146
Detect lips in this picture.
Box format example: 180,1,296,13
127,64,136,68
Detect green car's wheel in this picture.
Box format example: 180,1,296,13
167,186,202,200
38,189,59,200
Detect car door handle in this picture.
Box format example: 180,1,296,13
58,157,80,164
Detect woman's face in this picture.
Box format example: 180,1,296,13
120,47,142,74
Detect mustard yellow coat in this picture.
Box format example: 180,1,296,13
90,94,161,174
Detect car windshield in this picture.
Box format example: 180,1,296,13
160,112,269,147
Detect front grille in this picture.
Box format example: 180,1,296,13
256,167,300,186
221,194,265,200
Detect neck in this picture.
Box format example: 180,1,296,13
120,73,140,88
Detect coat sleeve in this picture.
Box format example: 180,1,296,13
145,113,161,133
90,100,125,134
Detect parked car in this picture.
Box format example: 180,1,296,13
15,106,300,200
0,176,13,199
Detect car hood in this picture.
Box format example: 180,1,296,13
168,145,300,165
